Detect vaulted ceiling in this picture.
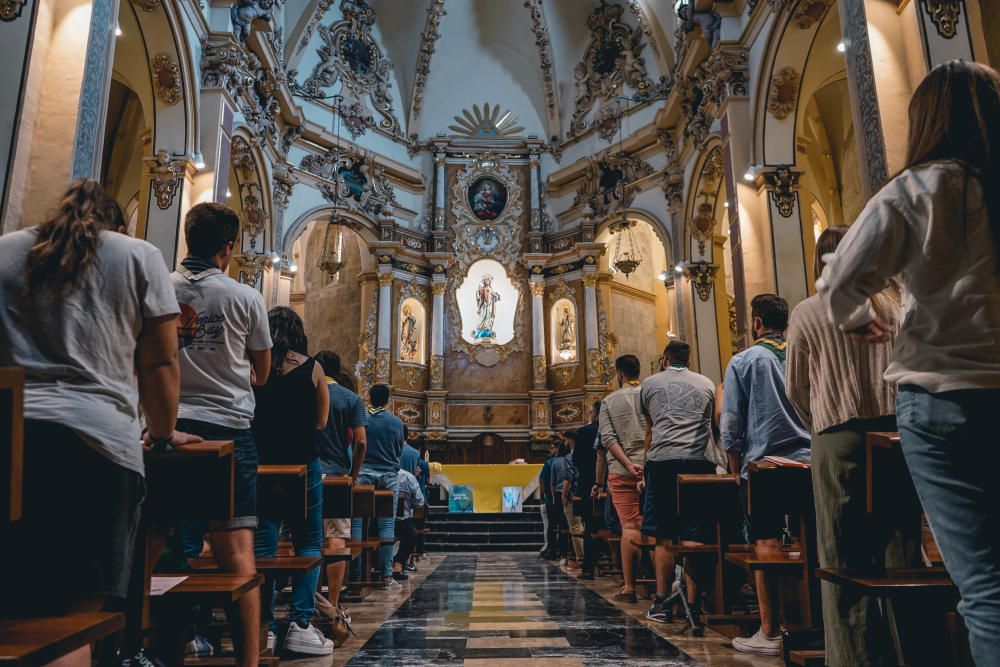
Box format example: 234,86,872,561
284,0,676,143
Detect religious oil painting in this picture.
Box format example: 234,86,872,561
455,259,518,346
467,176,508,221
341,36,372,76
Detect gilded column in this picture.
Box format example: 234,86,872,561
530,279,546,388
582,271,600,384
429,279,446,389
376,271,393,384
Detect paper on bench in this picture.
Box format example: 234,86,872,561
763,455,810,467
150,576,188,596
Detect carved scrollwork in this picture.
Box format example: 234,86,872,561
375,348,391,384
201,35,253,101
524,0,559,137
690,148,724,255
662,169,684,212
570,1,654,137
573,153,653,217
553,364,577,388
299,148,396,216
231,0,274,44
767,67,800,120
151,54,181,106
585,349,602,384
923,0,961,39
299,0,402,137
398,364,425,389
792,0,834,29
532,355,546,387
145,149,188,210
429,355,444,388
354,290,379,400
684,261,719,302
762,165,800,218
408,0,445,131
272,166,297,210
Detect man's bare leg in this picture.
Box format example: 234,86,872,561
620,527,641,592
754,538,782,637
211,529,259,667
653,539,676,598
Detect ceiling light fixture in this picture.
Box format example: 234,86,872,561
609,98,643,278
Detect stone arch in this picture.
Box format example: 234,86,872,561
282,204,381,257
230,128,274,251
683,138,726,263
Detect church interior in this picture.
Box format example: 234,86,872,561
2,0,1000,665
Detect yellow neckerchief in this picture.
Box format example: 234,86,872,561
324,376,338,385
626,380,640,387
752,335,788,351
369,406,386,415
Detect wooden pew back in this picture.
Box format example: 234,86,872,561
0,368,24,524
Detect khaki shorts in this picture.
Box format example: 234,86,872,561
324,518,351,540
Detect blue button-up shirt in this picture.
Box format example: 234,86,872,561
720,340,810,478
549,454,577,495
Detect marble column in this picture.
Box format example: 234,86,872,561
582,272,600,384
429,280,446,389
376,271,393,384
433,151,446,231
530,279,546,388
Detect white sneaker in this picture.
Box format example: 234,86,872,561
284,622,334,656
732,629,782,656
266,631,276,653
384,576,402,590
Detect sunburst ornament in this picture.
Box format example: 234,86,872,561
449,103,524,138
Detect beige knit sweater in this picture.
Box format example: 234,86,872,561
785,291,901,434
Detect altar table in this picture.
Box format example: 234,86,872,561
430,463,543,513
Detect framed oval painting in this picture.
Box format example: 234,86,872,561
467,177,508,221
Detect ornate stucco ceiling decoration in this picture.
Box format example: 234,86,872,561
573,152,654,217
151,53,181,106
568,1,657,142
523,0,560,142
294,0,403,139
767,66,800,120
448,103,524,139
299,147,397,215
406,0,447,140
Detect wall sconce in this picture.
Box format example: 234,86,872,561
683,260,720,302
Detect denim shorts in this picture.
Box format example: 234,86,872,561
177,418,258,531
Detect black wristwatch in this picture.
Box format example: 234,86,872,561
150,433,173,452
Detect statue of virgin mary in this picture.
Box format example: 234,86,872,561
473,275,501,341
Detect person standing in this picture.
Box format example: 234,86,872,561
391,468,425,581
537,442,558,559
787,227,922,666
351,384,406,589
599,354,647,603
722,294,811,657
572,402,600,580
549,438,576,565
400,428,420,476
173,202,272,667
639,340,717,625
251,308,334,655
0,181,196,666
314,350,367,627
818,61,1000,667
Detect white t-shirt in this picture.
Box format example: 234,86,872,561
172,263,272,429
0,229,179,476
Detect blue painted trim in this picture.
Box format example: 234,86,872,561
71,0,116,180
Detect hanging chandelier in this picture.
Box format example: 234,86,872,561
610,216,642,278
319,95,347,279
610,98,642,278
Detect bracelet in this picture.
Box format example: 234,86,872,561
150,433,173,452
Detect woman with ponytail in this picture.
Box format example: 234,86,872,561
0,181,195,643
818,61,1000,666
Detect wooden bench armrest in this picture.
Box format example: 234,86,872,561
0,612,124,666
145,440,234,459
866,431,900,449
257,464,307,477
160,574,264,602
677,474,738,485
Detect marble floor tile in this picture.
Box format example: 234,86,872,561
271,552,782,666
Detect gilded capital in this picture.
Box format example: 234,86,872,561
581,274,599,288
378,273,394,288
432,282,447,296
530,281,546,297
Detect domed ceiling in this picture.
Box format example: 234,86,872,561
283,0,676,145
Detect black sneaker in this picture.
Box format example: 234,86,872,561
645,603,673,624
392,571,409,581
120,649,164,667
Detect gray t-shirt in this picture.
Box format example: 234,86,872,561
599,384,648,477
172,264,272,429
0,229,179,476
640,366,716,462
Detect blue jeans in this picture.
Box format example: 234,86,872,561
351,466,398,580
897,386,1000,667
254,459,324,629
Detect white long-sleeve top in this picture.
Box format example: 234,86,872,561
817,160,1000,393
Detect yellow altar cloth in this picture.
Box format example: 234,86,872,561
431,464,543,513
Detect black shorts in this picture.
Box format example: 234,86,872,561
641,458,716,542
0,420,145,615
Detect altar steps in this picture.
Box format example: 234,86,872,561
425,506,545,552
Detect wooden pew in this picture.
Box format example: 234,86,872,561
257,465,307,521
0,367,24,524
343,484,376,601
674,473,749,627
0,368,128,666
725,458,819,629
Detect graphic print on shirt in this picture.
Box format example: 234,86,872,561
178,302,227,350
